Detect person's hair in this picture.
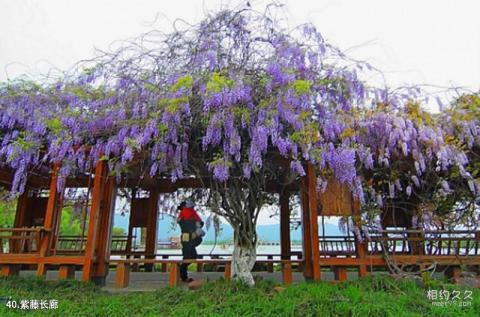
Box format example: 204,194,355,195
177,201,186,211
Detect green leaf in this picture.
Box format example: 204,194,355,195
46,117,62,135
292,79,312,95
171,75,193,92
206,72,234,93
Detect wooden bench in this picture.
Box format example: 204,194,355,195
111,259,232,288
110,259,302,288
114,253,304,273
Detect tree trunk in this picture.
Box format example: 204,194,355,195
231,228,257,286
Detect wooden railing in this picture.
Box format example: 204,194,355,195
315,231,480,258
111,235,136,253
55,235,86,254
56,235,136,255
0,228,45,254
318,236,356,256
367,230,480,256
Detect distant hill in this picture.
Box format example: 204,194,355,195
114,213,344,243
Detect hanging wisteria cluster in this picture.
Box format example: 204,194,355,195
0,7,479,223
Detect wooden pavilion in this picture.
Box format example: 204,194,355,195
0,158,479,287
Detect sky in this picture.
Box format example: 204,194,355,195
1,0,479,224
1,0,478,92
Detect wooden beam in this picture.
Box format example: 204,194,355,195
280,191,291,260
41,256,86,265
0,167,57,189
0,165,301,193
52,175,300,192
0,255,39,264
145,189,159,272
36,164,61,277
82,160,107,282
306,163,321,281
0,255,86,265
391,255,480,265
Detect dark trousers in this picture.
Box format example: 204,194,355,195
180,241,197,281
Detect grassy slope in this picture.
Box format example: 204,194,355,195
0,275,478,317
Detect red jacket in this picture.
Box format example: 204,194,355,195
178,207,201,222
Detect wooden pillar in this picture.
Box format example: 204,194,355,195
1,265,20,277
91,176,117,284
224,262,231,280
161,255,168,272
300,185,313,279
476,231,480,274
14,190,29,227
445,266,462,281
12,190,29,253
282,262,293,285
50,192,65,256
267,255,274,272
116,262,130,288
36,164,61,277
306,163,321,281
280,191,291,260
197,255,204,272
333,266,348,281
82,160,107,282
169,263,179,287
125,189,136,259
352,198,368,277
58,265,75,279
145,189,159,272
407,230,425,256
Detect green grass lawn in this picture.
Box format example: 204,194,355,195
0,275,478,316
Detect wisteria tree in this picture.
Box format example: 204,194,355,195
355,98,480,230
0,5,479,285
